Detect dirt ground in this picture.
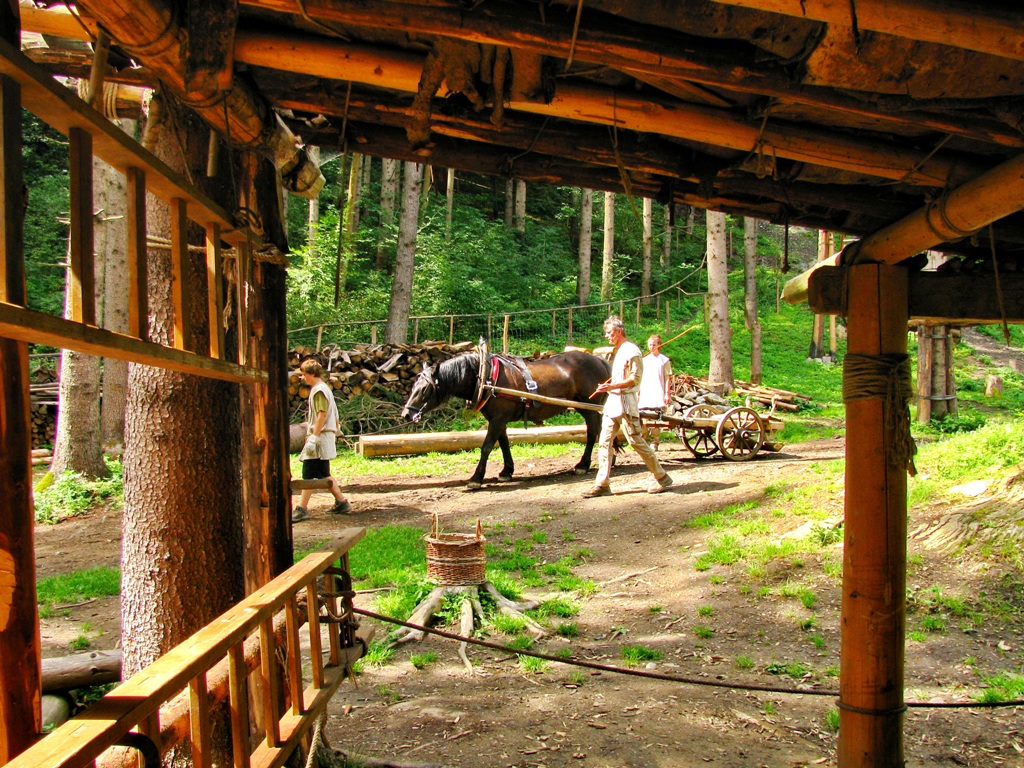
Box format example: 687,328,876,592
35,429,1024,768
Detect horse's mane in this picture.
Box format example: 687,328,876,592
433,352,480,402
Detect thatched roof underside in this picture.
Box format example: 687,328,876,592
21,0,1024,263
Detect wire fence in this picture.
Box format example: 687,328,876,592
289,280,708,355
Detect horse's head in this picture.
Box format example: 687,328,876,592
401,365,441,423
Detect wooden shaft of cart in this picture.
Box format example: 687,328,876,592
483,384,605,412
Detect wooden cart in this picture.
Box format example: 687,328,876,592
642,401,785,461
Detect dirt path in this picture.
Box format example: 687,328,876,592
37,438,1024,767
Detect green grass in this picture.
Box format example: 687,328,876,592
978,672,1024,703
409,652,438,670
34,459,123,524
37,566,121,608
735,655,754,670
622,645,663,665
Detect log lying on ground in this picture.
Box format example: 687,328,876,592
357,424,588,458
42,650,121,692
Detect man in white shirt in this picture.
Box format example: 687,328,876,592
638,333,673,450
584,317,673,497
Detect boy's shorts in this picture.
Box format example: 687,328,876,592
302,458,331,480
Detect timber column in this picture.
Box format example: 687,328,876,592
1,3,44,758
839,263,911,766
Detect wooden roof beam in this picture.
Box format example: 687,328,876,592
235,0,1024,148
235,28,977,187
707,0,1024,63
71,0,324,197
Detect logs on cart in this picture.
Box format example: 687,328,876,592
667,374,811,414
287,340,475,416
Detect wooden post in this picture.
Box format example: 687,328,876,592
829,315,837,358
917,325,933,423
635,299,640,327
68,127,95,326
502,314,509,354
449,314,454,345
413,318,419,344
169,198,191,351
205,223,224,359
551,310,555,341
618,299,624,318
839,263,908,768
487,313,492,345
125,167,148,341
0,69,42,762
665,300,670,333
370,324,377,345
315,325,323,352
567,307,573,345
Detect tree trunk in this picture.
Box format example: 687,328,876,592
53,227,108,479
601,191,615,301
377,157,400,270
577,188,593,304
514,178,526,233
349,152,364,232
685,206,696,238
503,177,514,228
334,152,363,304
121,101,244,768
307,145,320,256
445,167,455,241
386,161,423,343
809,230,829,358
661,203,671,269
706,210,733,391
641,197,652,302
744,217,762,385
98,120,134,451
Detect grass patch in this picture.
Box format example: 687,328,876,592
410,652,438,670
978,672,1024,703
622,645,663,665
37,566,121,608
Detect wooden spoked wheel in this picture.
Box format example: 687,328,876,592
679,404,719,458
715,406,764,461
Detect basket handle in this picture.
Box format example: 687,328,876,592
475,518,483,540
431,512,439,539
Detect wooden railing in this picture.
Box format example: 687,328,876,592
5,530,366,768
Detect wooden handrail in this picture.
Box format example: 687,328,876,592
5,530,366,768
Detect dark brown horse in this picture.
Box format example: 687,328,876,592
401,351,610,488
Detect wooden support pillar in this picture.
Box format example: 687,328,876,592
68,127,95,326
0,68,42,763
205,223,224,359
839,263,909,767
169,198,191,351
125,167,149,341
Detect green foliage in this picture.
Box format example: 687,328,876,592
34,460,123,525
978,672,1024,703
621,645,663,664
37,566,121,608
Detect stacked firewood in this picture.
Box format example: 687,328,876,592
288,340,476,412
30,367,59,448
666,374,811,415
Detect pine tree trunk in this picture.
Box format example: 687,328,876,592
121,98,245,743
98,120,134,450
601,191,615,301
514,178,526,233
707,210,733,391
307,146,320,256
641,197,652,302
377,158,400,270
386,162,423,343
577,188,593,304
743,217,762,385
445,167,455,241
661,204,671,269
335,152,363,302
504,177,514,228
686,206,696,237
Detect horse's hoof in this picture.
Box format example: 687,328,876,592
573,467,589,476
466,480,483,490
497,474,514,483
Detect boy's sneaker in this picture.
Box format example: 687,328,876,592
582,485,611,498
291,506,309,523
328,499,352,515
648,474,673,494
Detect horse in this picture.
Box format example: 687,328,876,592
401,350,611,488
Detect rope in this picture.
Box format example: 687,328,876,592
842,353,917,476
303,710,328,768
354,607,1024,709
564,0,586,72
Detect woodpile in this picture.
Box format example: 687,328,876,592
30,365,59,449
288,340,475,414
667,374,811,415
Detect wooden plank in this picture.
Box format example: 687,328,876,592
284,599,304,717
68,127,95,326
184,0,238,92
206,223,225,359
1,74,25,305
170,198,191,351
125,167,149,341
357,424,590,457
0,39,259,245
808,267,1024,324
258,620,281,748
0,302,267,384
4,533,365,768
236,239,250,366
305,584,324,690
188,672,212,768
227,644,251,768
839,264,908,767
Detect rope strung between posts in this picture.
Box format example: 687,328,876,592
842,353,918,476
354,607,1024,709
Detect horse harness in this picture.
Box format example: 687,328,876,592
471,352,540,427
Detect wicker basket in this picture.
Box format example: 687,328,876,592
425,516,486,586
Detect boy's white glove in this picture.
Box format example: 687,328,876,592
299,434,320,461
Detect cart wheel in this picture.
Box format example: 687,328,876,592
679,404,718,458
715,407,764,461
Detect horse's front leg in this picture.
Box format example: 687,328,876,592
575,410,603,474
496,430,515,482
468,420,507,489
